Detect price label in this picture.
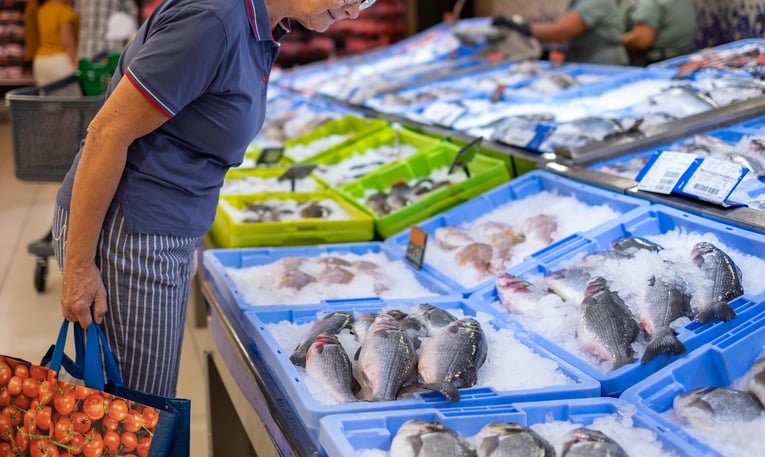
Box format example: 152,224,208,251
405,226,428,270
636,151,696,194
255,147,284,166
448,137,482,177
420,101,467,127
682,158,746,204
277,163,317,192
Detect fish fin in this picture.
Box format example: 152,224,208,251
351,376,362,395
641,330,687,364
695,301,737,324
353,347,361,361
421,382,461,402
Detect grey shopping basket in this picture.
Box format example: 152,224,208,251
5,74,105,291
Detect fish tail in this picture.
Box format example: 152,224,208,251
422,382,461,402
695,301,737,324
641,329,687,364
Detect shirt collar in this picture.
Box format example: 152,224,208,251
245,0,273,41
273,18,292,42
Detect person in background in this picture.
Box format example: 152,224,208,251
33,0,80,91
622,0,697,66
75,0,139,60
52,0,375,398
491,0,629,66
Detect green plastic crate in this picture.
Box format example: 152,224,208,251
283,115,389,163
221,167,325,195
339,143,511,239
208,191,374,248
311,126,445,188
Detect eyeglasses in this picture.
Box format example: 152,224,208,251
349,0,376,11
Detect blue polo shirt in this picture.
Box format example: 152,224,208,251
57,0,282,236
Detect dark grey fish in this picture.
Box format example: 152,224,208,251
389,419,475,457
673,386,765,429
747,358,765,407
417,317,488,402
475,422,555,457
357,314,417,401
366,191,391,216
386,309,428,350
611,236,663,255
289,311,354,367
561,427,628,457
640,273,693,364
304,333,360,403
690,242,742,323
412,303,458,335
577,277,641,370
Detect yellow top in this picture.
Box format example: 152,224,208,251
36,2,80,56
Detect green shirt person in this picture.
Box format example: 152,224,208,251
623,0,697,66
492,0,629,66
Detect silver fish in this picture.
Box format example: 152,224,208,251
642,85,718,119
546,266,591,304
640,273,692,364
690,241,742,323
353,312,379,343
357,314,417,401
475,422,555,457
673,386,765,429
747,358,765,407
390,419,475,457
289,311,354,367
496,272,551,314
611,236,663,255
387,309,428,350
577,277,640,370
412,303,457,336
304,333,360,403
561,427,628,457
417,317,487,402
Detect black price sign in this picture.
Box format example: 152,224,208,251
255,147,284,166
448,137,482,178
405,226,428,270
277,163,317,192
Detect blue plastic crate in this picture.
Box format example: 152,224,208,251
319,397,704,457
738,113,765,132
621,311,765,457
383,170,651,297
242,297,600,448
202,242,459,317
469,203,765,397
500,63,639,100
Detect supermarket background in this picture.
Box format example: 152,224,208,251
3,1,765,457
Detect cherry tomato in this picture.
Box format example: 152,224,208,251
53,417,75,444
70,412,92,435
120,431,137,451
68,433,85,455
122,410,144,433
0,414,12,443
0,442,11,457
36,406,52,431
22,377,40,399
38,381,53,406
142,407,159,429
107,399,127,422
13,365,28,379
102,430,120,455
15,427,29,452
101,416,119,431
29,366,48,382
73,386,93,401
82,394,107,422
81,431,103,457
0,362,10,385
23,408,37,434
12,394,30,410
1,407,20,427
136,436,151,457
29,438,60,457
6,377,21,397
0,387,9,407
53,388,75,416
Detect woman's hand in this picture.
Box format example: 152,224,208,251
61,261,108,329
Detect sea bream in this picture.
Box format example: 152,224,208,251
561,427,628,457
690,241,743,323
746,358,765,407
389,419,475,457
357,313,418,401
304,333,360,403
412,303,457,335
673,386,765,430
475,422,555,457
577,276,641,370
640,272,693,364
417,317,488,402
496,272,552,314
289,311,354,367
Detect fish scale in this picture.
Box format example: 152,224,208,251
357,314,417,401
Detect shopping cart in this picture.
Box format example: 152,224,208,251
5,74,105,292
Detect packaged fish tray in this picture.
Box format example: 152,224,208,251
621,310,765,457
201,242,459,317
319,397,702,457
282,115,389,163
469,203,765,397
220,167,325,196
383,169,651,297
338,143,510,239
648,38,765,72
310,126,445,189
207,191,374,248
240,297,601,447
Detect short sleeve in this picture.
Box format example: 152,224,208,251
124,7,227,118
570,0,610,28
630,0,662,30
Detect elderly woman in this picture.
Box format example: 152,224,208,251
52,0,375,397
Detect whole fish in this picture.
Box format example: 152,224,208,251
417,317,487,402
640,273,693,364
435,226,475,250
475,422,555,457
353,312,379,342
546,266,591,304
561,427,628,457
357,314,417,401
390,419,475,457
289,311,354,367
304,334,360,403
673,386,765,429
412,303,457,336
496,272,551,314
690,241,742,323
642,85,718,119
455,243,494,277
577,276,640,370
387,309,428,350
611,236,663,255
747,358,765,407
522,214,557,245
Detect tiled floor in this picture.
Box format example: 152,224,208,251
0,117,212,456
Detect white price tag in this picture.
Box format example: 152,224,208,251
683,157,745,204
496,128,537,148
637,151,696,194
419,101,467,127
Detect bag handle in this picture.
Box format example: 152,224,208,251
48,320,125,390
48,320,85,372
